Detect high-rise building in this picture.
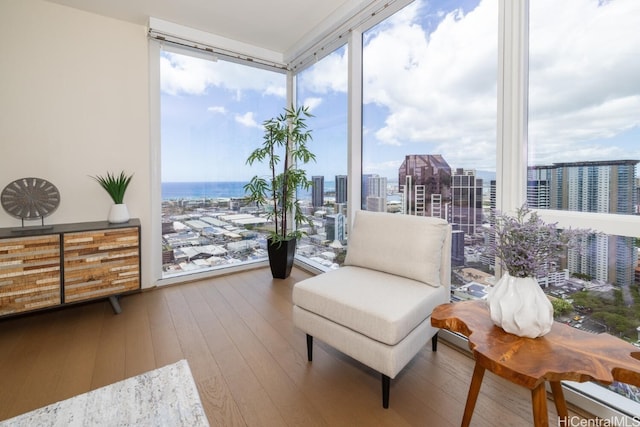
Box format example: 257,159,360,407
366,176,387,212
366,196,386,212
312,175,324,208
335,175,348,204
527,165,553,209
636,178,640,214
398,154,451,216
535,160,638,214
361,174,375,209
430,194,441,218
479,180,497,270
451,168,483,235
529,160,638,287
451,228,465,267
326,213,345,242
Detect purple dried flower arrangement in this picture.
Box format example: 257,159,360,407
488,205,592,278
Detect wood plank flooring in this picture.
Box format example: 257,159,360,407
0,267,589,426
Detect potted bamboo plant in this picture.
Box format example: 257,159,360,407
244,105,315,278
91,171,133,223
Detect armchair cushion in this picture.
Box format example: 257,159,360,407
344,210,448,286
292,265,448,346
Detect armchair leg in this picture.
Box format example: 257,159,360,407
432,332,439,352
306,334,313,362
382,374,390,409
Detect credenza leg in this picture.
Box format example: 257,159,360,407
108,295,122,314
531,382,550,427
461,362,485,427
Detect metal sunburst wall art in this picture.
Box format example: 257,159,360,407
1,177,61,229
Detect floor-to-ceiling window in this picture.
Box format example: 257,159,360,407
528,0,640,412
362,0,498,289
152,0,640,415
159,47,286,278
294,45,349,269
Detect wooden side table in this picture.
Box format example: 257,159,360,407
431,300,640,427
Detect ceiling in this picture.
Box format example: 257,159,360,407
44,0,367,57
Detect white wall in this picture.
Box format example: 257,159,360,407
0,0,153,288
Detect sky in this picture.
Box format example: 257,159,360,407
160,0,640,183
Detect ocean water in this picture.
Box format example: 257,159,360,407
162,182,248,200
162,181,334,200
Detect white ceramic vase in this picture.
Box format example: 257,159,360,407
487,272,554,338
108,203,130,224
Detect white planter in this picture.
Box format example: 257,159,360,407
108,203,130,224
487,272,554,338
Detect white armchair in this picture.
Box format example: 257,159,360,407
292,210,452,408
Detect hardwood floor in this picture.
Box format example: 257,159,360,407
0,267,588,426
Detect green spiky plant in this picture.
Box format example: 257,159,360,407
244,105,315,245
91,171,133,204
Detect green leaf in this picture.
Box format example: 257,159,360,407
243,104,316,240
90,171,133,204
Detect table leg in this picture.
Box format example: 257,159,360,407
461,362,485,427
531,382,549,427
549,381,568,421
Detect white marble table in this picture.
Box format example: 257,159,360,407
1,359,210,427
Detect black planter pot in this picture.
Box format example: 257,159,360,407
267,237,296,279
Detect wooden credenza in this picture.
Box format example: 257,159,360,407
0,219,140,317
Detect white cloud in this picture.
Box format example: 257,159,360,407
160,51,285,98
235,111,260,128
359,0,639,170
160,0,639,177
302,97,322,112
363,0,498,152
160,54,217,96
264,84,286,98
297,49,348,94
527,0,640,165
207,106,227,114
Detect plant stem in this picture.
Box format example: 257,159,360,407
269,128,278,237
282,134,289,238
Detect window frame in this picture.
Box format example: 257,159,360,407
149,39,292,285
149,0,640,418
339,0,640,418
